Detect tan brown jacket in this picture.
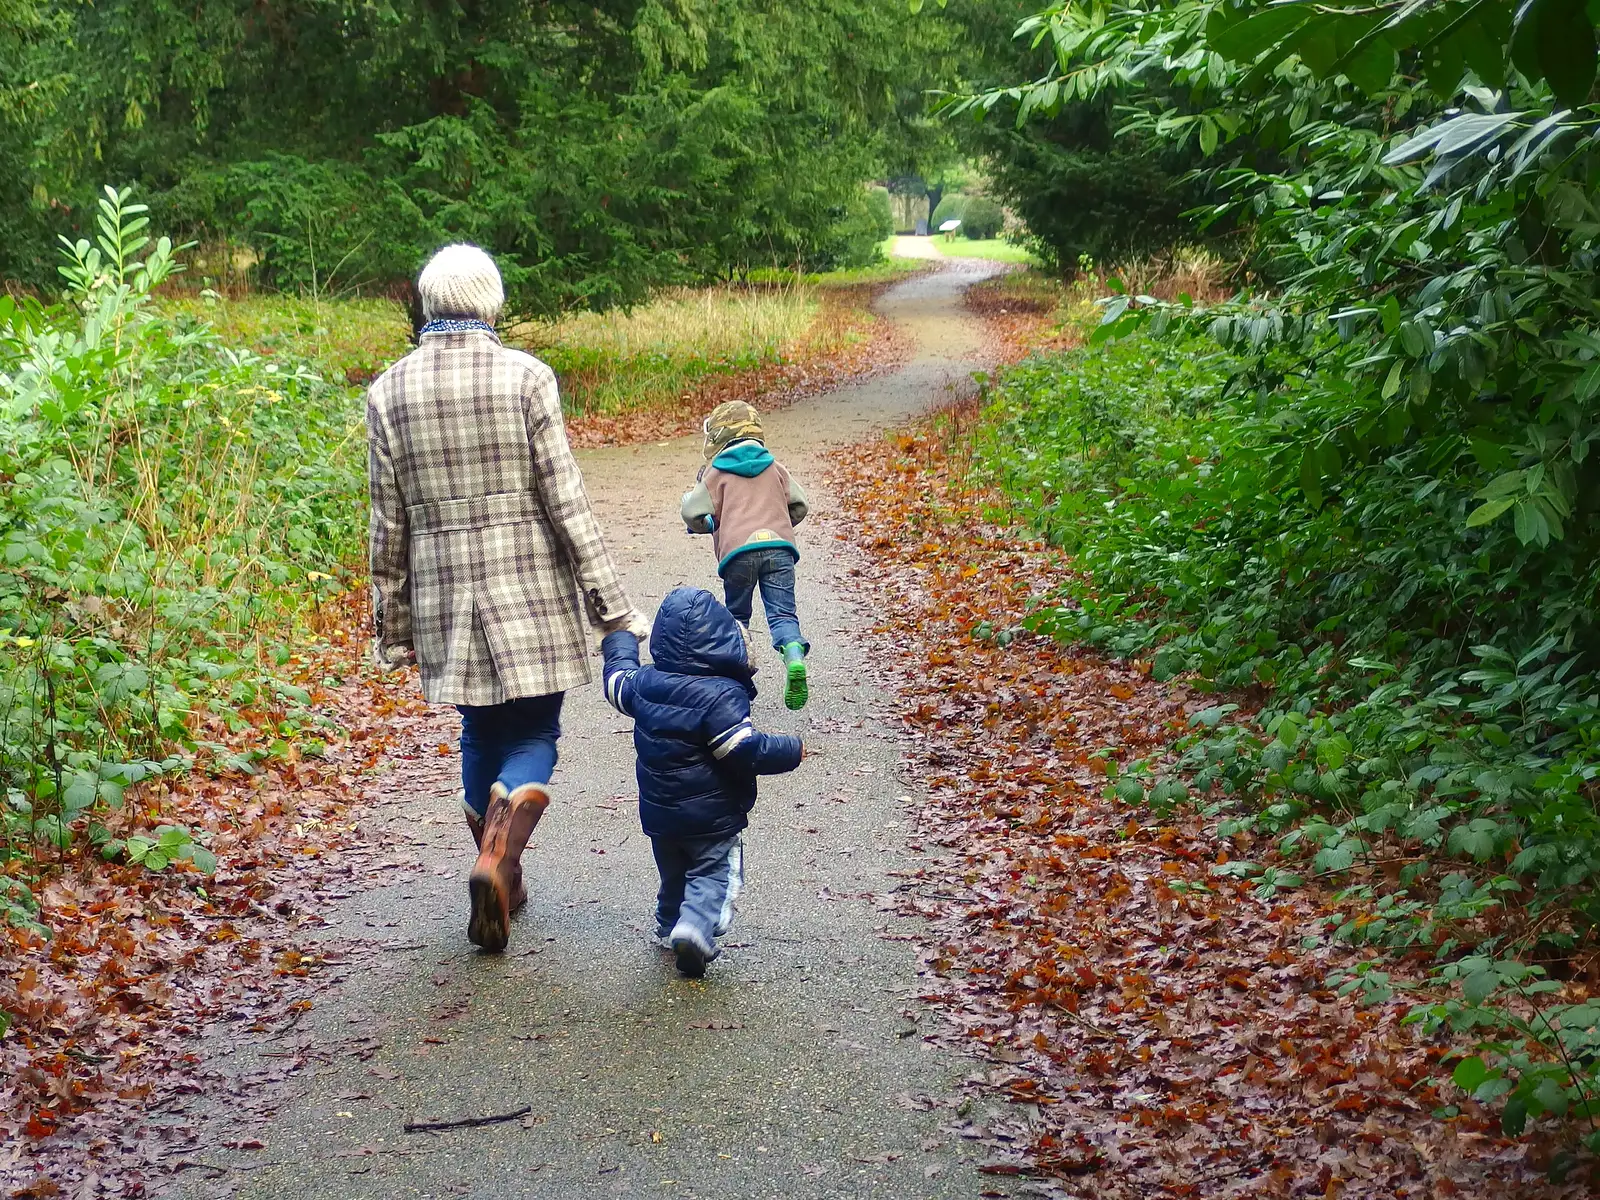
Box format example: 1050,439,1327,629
679,440,809,575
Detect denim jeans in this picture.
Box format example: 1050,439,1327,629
651,833,744,948
457,692,564,819
722,547,807,653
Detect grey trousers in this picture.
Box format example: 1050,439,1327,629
651,833,744,948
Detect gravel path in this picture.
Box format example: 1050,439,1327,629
181,258,1004,1200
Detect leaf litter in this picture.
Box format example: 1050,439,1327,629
827,408,1596,1198
0,590,457,1197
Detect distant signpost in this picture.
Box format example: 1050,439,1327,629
938,218,962,242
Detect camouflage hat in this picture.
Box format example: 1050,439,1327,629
702,401,764,461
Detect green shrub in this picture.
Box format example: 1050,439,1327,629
865,186,895,244
0,188,366,902
973,124,1214,270
155,154,439,297
977,330,1600,962
961,195,1004,240
157,294,411,385
801,186,891,272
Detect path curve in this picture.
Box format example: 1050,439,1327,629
186,258,1005,1200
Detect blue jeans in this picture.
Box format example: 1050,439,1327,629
652,833,744,948
722,548,807,653
457,693,564,819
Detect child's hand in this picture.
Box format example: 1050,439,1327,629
799,742,808,760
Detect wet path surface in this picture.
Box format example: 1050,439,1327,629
182,259,1004,1200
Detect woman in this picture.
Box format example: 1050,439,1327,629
367,244,646,953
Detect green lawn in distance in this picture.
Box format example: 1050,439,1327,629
935,237,1039,264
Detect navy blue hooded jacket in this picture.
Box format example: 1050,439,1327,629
601,587,803,839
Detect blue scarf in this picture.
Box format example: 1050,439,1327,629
420,318,497,337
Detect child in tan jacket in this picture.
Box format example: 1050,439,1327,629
680,402,811,709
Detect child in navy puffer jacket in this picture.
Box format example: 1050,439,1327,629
601,586,804,977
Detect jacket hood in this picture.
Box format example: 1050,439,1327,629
711,441,774,478
650,587,754,689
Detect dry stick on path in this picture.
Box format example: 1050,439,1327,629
402,1105,533,1134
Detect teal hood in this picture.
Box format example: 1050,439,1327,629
711,441,774,478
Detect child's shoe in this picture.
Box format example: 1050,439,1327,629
669,921,719,978
781,642,808,710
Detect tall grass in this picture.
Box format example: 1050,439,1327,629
158,277,868,418
523,282,816,366
515,281,825,415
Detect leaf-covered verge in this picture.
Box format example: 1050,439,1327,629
831,408,1595,1197
0,596,453,1197
0,186,456,1193
972,304,1600,1153
963,267,1088,363
941,0,1600,1156
962,253,1234,364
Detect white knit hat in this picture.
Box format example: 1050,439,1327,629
417,244,504,324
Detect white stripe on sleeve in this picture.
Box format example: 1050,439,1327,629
709,720,754,759
605,670,632,710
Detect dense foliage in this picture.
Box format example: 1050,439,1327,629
0,190,366,926
938,0,1216,267
968,0,1600,1152
1,0,946,313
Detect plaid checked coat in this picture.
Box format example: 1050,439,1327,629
367,329,636,706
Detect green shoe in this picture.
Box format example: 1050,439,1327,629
781,642,809,710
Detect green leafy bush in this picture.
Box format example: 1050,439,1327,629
157,154,438,297
960,195,1004,240
977,321,1600,1151
963,0,1600,1148
0,187,366,905
801,185,893,272
980,323,1600,934
865,186,895,245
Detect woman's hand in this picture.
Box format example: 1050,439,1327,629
600,611,651,641
595,610,651,652
371,640,417,672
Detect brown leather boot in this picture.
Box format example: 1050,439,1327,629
466,782,549,952
464,792,528,913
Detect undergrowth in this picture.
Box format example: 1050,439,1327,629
973,326,1600,1157
156,293,410,386
1,188,367,928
